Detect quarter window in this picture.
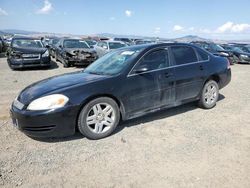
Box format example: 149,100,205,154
133,49,169,73
196,48,209,61
172,46,198,65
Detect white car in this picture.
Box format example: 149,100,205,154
94,41,127,57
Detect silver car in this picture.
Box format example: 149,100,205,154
94,41,127,57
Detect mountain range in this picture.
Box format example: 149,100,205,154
1,29,250,43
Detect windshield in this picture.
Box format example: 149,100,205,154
12,39,43,48
85,40,96,46
63,40,90,48
52,38,59,45
233,47,244,53
211,44,225,51
84,49,141,75
109,42,126,49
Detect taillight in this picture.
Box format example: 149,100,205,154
226,58,230,69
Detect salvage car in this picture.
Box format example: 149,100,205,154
47,38,60,58
6,37,51,70
83,39,97,48
54,38,98,67
113,38,133,45
221,44,250,64
10,43,231,139
191,41,237,65
94,41,127,57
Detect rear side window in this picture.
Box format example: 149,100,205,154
196,48,209,61
171,46,198,65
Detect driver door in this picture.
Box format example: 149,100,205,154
124,48,171,117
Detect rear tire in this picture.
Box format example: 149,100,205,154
78,97,120,140
198,80,219,109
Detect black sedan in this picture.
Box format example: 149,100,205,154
221,44,250,64
10,43,231,139
7,37,51,70
54,38,98,67
47,38,60,58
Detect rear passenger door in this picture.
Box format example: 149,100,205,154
171,46,206,102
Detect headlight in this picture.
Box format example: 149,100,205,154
240,54,248,59
42,50,49,57
27,94,69,110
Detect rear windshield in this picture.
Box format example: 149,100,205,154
12,39,43,48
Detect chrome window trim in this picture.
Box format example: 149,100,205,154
127,46,210,77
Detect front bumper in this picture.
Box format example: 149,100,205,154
8,56,51,68
10,104,79,138
66,56,97,66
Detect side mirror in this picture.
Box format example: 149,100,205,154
134,67,149,74
59,45,62,48
103,46,108,49
45,45,50,48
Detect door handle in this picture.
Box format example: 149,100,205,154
199,65,204,70
165,72,174,78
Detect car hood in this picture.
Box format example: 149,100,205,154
11,47,47,54
64,48,96,55
18,71,108,105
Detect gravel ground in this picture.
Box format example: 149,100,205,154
0,55,250,188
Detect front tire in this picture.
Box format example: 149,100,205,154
78,97,120,139
199,80,219,109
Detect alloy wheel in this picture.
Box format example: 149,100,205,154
86,103,115,134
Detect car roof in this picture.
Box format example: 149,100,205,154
12,36,41,40
121,43,199,51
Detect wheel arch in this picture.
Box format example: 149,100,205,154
75,94,126,130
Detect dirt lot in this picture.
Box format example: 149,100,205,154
0,55,250,188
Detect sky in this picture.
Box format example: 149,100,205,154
0,0,250,40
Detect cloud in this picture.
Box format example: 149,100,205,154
154,27,161,34
36,0,53,14
0,8,8,16
216,21,250,33
173,25,184,31
125,10,132,17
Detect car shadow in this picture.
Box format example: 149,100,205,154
33,94,225,143
115,94,225,134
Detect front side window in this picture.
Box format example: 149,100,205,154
172,46,198,65
133,49,169,73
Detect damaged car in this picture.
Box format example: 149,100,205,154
55,38,98,67
191,41,237,65
94,41,127,57
6,37,51,70
221,44,250,64
47,38,60,58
